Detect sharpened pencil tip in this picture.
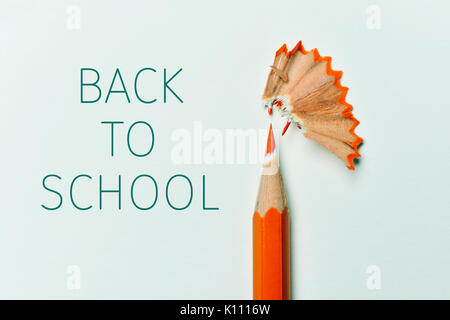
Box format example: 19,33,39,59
265,123,276,156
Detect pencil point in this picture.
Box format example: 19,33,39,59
265,124,276,156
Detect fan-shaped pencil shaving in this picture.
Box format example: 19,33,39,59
263,41,363,170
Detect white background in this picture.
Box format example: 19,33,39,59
0,0,449,299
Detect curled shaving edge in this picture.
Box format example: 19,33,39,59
269,41,363,170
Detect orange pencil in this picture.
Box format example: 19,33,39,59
253,124,290,300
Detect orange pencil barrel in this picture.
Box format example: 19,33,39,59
253,124,290,300
253,207,290,300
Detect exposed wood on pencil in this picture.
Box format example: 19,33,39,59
254,168,287,216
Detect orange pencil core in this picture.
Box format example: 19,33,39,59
265,123,276,156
